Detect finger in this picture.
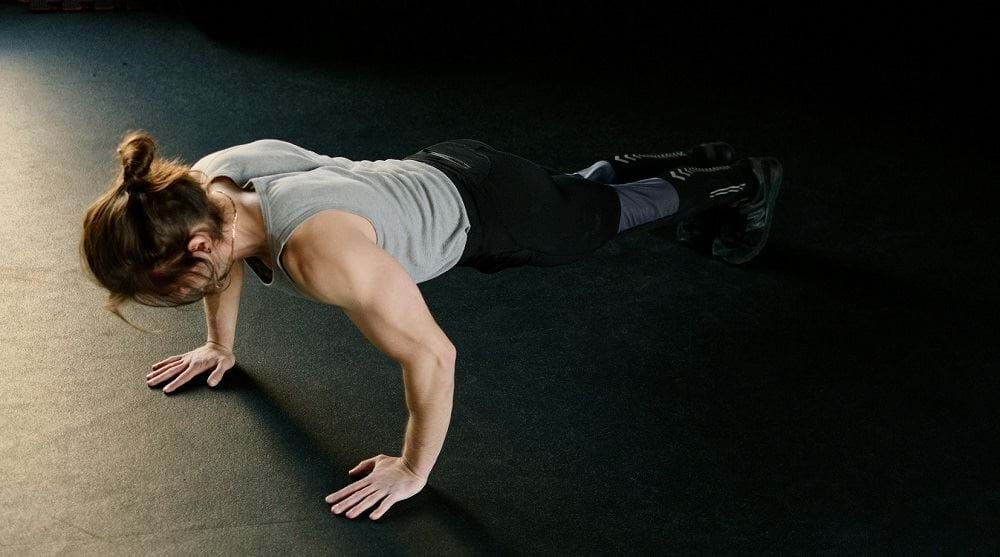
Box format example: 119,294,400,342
147,365,172,379
147,359,186,381
163,365,201,394
147,359,186,380
151,355,182,371
147,362,188,386
206,362,224,387
345,490,389,520
330,484,379,515
369,493,399,521
349,456,379,476
325,478,372,505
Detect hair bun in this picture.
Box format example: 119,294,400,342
117,130,156,182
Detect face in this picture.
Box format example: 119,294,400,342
177,233,233,299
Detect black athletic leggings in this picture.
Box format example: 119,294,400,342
404,139,622,274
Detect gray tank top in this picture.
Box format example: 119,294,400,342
191,139,470,300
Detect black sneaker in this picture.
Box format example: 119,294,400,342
692,141,736,166
670,143,737,250
710,157,783,264
676,205,726,250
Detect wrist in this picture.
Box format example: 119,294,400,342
400,455,429,481
206,339,232,352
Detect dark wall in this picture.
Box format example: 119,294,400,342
180,2,993,139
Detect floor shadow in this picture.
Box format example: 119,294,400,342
178,365,513,552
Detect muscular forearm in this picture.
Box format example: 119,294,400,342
400,353,455,480
203,260,244,350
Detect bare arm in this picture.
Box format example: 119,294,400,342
147,261,244,393
203,257,244,351
285,215,456,479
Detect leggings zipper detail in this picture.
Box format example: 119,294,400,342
425,150,472,169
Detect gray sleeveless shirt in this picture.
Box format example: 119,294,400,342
191,139,470,300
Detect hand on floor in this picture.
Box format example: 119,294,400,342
146,343,236,394
325,454,427,520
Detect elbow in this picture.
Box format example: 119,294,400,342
440,343,457,366
416,338,455,368
435,344,457,378
425,343,457,383
402,343,456,373
401,345,456,409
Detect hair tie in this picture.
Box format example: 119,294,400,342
124,176,143,196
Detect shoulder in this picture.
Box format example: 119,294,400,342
281,210,396,306
283,210,365,269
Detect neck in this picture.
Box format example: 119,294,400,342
208,180,270,263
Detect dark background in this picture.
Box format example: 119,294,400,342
1,0,996,554
183,1,995,149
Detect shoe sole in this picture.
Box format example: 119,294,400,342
711,157,783,264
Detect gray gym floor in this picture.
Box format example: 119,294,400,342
1,2,996,554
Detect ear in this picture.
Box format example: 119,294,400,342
187,232,213,255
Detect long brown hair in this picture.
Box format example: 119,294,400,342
79,130,233,332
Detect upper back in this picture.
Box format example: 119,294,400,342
192,139,341,186
192,139,472,299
